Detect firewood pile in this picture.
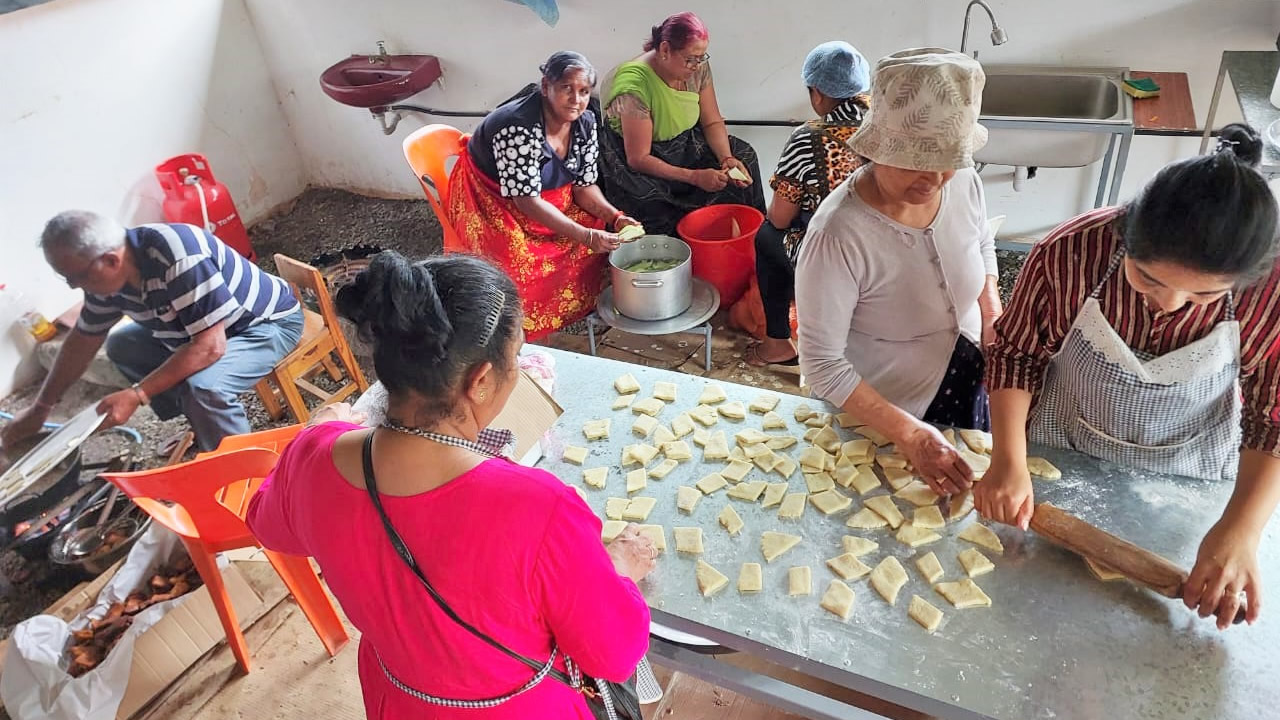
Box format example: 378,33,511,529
65,554,204,677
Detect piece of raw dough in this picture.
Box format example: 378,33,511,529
749,394,781,414
958,548,995,577
846,508,889,529
799,446,829,473
864,495,906,528
803,427,821,443
753,450,781,474
622,496,656,521
847,465,882,495
722,460,753,483
788,566,812,596
1085,557,1127,582
671,413,695,439
869,556,909,605
727,480,768,502
856,425,893,447
835,412,861,429
692,429,711,447
805,413,832,429
773,455,798,479
611,394,636,411
605,497,628,521
959,450,991,478
583,467,609,489
761,482,788,509
622,443,660,467
813,426,842,454
563,446,589,465
820,579,856,620
696,473,729,495
674,527,704,554
840,439,875,465
653,381,678,403
882,467,916,491
778,493,807,520
842,536,879,556
636,524,666,552
942,428,958,448
614,373,641,395
957,428,993,455
824,452,836,472
1027,456,1062,480
895,481,940,507
662,441,693,461
761,531,802,562
718,401,747,420
703,431,730,461
875,452,910,470
958,523,1005,554
913,505,946,530
909,595,944,632
601,520,628,543
632,415,659,439
696,559,729,596
915,552,944,584
896,524,942,548
698,384,727,405
742,443,771,460
633,398,666,417
729,446,749,463
735,428,770,446
950,491,975,520
935,578,992,608
761,411,787,430
676,485,702,513
648,459,679,479
689,405,719,427
809,489,853,515
719,504,745,535
738,563,763,593
804,472,836,494
766,434,799,450
793,403,818,422
652,425,677,446
626,469,647,494
826,552,872,580
583,419,611,441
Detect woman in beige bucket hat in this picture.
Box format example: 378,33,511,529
795,48,1003,495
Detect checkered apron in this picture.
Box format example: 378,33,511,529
1029,250,1241,480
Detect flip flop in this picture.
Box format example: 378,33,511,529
745,344,800,371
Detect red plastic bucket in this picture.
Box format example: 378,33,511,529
676,204,764,307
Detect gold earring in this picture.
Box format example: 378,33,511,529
479,391,487,401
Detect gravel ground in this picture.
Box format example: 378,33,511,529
996,249,1029,304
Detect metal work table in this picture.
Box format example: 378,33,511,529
535,348,1280,720
1201,50,1280,176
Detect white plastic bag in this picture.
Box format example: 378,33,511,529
0,525,207,720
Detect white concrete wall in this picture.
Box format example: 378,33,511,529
248,0,1277,233
0,0,305,394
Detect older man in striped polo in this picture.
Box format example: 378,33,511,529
1,210,303,451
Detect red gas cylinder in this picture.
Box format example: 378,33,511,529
155,154,256,261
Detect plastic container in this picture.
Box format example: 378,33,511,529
676,204,764,307
0,285,57,342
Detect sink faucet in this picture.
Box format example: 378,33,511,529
960,0,1008,59
369,40,388,64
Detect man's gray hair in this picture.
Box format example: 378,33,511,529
40,210,126,259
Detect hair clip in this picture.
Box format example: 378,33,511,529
1214,136,1240,154
478,287,506,347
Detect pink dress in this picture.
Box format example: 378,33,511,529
246,422,651,719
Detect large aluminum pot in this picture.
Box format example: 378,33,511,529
609,235,693,321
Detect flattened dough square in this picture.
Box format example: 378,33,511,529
719,504,745,535
632,398,666,417
846,508,889,529
958,547,995,577
718,401,747,420
909,595,944,632
855,425,893,446
761,411,787,430
895,481,939,507
653,381,678,403
563,446,589,465
840,439,875,465
703,431,730,461
870,556,909,605
882,467,916,491
1027,456,1062,480
614,373,640,395
611,394,636,410
749,394,780,414
958,523,1005,554
735,428,770,446
605,497,628,520
835,412,862,428
761,531,802,562
864,495,906,528
689,405,719,427
626,469,647,494
738,563,763,593
761,482,789,509
913,505,946,530
671,413,695,439
583,467,609,489
788,566,812,596
766,434,799,450
959,450,991,478
674,526,704,554
722,460,753,483
958,428,993,455
662,440,693,461
622,496,656,521
698,384,727,405
632,415,659,438
601,520,628,543
804,472,836,494
896,523,942,548
727,480,768,502
637,524,666,552
793,403,818,422
950,491,975,521
841,536,879,556
936,578,992,608
1085,557,1127,582
773,455,798,478
826,552,872,580
696,473,729,495
799,446,829,473
652,425,676,446
676,485,702,513
805,413,832,428
648,459,679,479
778,493,807,520
696,559,729,596
820,579,856,620
809,489,853,515
583,419,611,441
876,452,910,470
848,465,882,495
915,551,944,584
813,426,842,454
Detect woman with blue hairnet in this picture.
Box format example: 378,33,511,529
748,41,872,367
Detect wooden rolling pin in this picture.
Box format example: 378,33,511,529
1030,502,1245,624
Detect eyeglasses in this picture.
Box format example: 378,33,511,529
60,255,104,288
684,53,710,69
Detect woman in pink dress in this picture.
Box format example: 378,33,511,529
247,251,657,718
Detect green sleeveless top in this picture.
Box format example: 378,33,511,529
604,61,702,142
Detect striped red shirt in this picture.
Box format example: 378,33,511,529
985,206,1280,454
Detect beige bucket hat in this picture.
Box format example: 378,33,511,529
847,47,987,171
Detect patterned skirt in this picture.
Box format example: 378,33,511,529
598,125,767,237
446,146,607,341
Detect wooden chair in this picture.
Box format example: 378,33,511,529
402,124,467,252
255,254,369,422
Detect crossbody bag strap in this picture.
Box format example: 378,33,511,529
359,431,576,687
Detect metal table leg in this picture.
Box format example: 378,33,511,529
1094,133,1117,208
1200,56,1229,155
586,313,600,356
703,323,713,372
1107,130,1134,206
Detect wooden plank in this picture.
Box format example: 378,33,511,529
1131,71,1197,132
648,670,807,720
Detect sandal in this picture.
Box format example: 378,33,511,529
745,344,800,371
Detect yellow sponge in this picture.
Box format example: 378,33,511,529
1122,77,1160,99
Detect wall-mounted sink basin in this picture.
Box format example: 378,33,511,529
975,65,1132,168
320,53,442,109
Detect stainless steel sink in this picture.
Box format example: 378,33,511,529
975,65,1133,168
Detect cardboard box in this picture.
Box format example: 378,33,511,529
490,371,564,465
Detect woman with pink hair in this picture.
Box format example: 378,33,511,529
599,12,766,236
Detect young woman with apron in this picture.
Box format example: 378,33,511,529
976,123,1280,631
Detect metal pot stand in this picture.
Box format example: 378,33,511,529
586,278,721,372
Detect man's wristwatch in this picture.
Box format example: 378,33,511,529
130,383,150,406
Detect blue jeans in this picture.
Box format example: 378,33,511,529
105,310,304,451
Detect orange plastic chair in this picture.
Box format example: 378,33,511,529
402,124,467,252
100,446,349,673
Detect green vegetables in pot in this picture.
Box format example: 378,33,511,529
622,258,684,273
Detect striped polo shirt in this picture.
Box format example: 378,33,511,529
76,223,298,348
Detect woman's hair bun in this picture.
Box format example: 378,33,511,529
1216,123,1263,168
335,251,452,365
